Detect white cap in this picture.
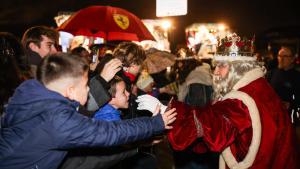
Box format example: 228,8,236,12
136,72,154,90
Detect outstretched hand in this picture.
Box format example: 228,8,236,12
100,58,122,82
159,105,177,129
136,95,167,115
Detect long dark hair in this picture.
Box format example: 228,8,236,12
0,32,25,112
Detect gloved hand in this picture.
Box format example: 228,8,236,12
136,94,167,116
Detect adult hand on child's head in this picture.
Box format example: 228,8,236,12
100,58,122,82
136,94,167,115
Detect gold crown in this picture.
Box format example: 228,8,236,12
214,33,255,61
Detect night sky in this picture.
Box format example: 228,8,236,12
1,0,299,48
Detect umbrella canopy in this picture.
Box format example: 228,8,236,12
144,48,176,74
58,5,155,41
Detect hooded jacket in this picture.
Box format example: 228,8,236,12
177,63,213,106
0,80,164,169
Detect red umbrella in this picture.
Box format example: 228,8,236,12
58,6,155,41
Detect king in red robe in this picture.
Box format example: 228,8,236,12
168,67,299,169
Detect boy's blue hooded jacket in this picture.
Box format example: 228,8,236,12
0,80,164,169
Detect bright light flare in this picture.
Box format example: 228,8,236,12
161,20,171,30
218,24,226,31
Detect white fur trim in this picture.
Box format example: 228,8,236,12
219,91,262,169
214,55,256,62
219,155,226,169
233,68,265,90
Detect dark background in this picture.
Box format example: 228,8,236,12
1,0,299,51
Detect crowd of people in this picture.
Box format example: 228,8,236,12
0,25,299,169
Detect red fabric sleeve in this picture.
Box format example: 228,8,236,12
168,99,252,153
196,99,251,152
167,100,199,150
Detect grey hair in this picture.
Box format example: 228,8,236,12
212,60,265,101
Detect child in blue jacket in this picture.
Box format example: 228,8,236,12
94,75,129,121
0,53,176,169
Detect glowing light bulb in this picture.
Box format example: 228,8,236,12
162,20,171,30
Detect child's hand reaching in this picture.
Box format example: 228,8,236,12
153,105,176,129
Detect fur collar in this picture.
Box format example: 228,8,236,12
233,68,265,91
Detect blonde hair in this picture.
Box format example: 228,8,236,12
213,60,265,100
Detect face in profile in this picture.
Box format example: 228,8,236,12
213,62,230,80
212,62,231,100
32,35,57,58
111,81,130,109
71,72,89,105
126,64,141,76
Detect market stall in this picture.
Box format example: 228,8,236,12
186,23,231,58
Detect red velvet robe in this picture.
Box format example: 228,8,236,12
168,69,299,169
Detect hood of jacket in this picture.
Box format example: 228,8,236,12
178,63,212,101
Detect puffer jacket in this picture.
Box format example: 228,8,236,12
0,80,165,169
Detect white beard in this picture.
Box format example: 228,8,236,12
212,69,236,101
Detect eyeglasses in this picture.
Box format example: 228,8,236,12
278,54,292,58
213,62,229,68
